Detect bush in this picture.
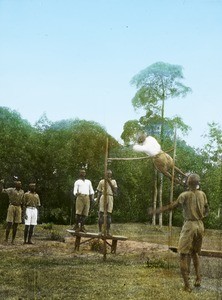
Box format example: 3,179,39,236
50,230,65,242
42,222,53,230
90,239,104,253
205,212,222,229
146,257,175,269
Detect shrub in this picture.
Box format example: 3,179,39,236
42,222,53,230
50,230,65,242
90,239,104,253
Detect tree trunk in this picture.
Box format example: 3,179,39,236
152,169,158,225
218,207,221,218
158,173,163,227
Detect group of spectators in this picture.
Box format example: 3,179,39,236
0,180,41,245
0,168,118,244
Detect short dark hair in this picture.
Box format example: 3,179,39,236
187,174,200,187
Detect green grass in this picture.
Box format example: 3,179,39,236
0,223,221,299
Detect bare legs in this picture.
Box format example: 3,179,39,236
5,222,19,244
24,225,35,244
180,252,201,292
180,254,191,292
191,252,201,287
98,212,112,236
73,214,87,232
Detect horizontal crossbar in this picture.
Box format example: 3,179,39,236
169,246,222,258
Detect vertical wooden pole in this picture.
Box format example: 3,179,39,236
103,137,108,261
168,127,177,246
152,169,158,226
159,173,163,227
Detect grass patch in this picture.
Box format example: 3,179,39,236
0,223,221,299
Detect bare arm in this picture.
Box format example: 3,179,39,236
149,199,179,215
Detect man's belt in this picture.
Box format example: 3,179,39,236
153,151,164,158
10,203,21,207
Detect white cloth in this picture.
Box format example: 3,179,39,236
133,136,161,157
73,179,94,196
25,207,38,225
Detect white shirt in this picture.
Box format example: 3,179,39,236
133,136,162,157
73,179,94,196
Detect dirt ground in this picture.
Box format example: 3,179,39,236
0,224,222,299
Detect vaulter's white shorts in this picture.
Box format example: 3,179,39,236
25,207,38,225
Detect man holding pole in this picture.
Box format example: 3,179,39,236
96,169,118,236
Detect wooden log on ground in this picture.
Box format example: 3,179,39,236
169,246,222,258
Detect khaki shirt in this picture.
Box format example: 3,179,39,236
23,191,41,208
97,179,117,196
177,190,208,221
4,188,24,206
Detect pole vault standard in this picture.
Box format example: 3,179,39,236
168,127,177,248
108,135,177,245
103,137,108,261
107,137,222,259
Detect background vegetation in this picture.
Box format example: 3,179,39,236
0,105,221,230
0,62,222,229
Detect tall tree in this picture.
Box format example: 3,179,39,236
129,61,192,226
130,61,192,142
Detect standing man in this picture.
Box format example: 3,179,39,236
23,182,41,244
73,169,94,232
2,180,24,244
150,174,209,292
97,169,118,236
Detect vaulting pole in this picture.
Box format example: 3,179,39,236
168,127,177,246
103,137,108,261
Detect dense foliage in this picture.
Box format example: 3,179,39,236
0,106,221,228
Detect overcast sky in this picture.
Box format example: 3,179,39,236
0,0,222,148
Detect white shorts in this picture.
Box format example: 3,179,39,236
25,207,38,225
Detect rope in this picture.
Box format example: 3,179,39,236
108,156,150,161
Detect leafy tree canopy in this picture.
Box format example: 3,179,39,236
130,61,192,112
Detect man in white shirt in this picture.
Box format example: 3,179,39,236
73,169,94,232
133,133,187,185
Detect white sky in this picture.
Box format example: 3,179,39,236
0,0,222,148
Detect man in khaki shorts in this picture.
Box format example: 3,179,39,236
97,169,118,236
1,180,24,244
150,174,209,292
73,169,94,232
